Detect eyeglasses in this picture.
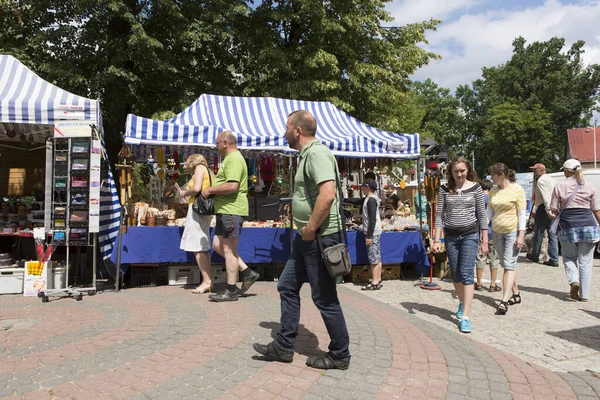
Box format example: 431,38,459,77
215,140,224,146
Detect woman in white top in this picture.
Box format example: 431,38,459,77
179,154,213,294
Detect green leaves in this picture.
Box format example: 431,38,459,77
457,36,600,174
2,0,442,160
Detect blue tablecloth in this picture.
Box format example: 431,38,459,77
110,227,429,273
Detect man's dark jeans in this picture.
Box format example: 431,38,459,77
276,232,351,361
531,204,559,262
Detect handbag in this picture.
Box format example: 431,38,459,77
192,167,214,216
550,183,580,235
303,149,352,277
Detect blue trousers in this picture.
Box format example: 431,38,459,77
531,205,559,262
276,233,351,361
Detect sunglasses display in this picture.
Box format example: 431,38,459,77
48,137,96,245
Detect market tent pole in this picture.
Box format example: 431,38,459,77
417,157,423,233
421,158,441,291
115,209,123,292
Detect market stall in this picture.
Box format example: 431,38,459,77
110,227,428,269
112,94,428,285
0,55,121,296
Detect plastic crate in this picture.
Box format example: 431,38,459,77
168,265,200,286
128,264,168,288
212,265,227,284
0,268,25,294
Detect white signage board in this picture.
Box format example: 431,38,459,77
54,120,93,138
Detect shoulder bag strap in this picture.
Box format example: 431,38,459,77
194,165,213,201
557,183,580,217
302,147,348,251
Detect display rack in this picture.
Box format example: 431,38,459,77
39,133,101,302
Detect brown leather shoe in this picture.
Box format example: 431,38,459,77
570,282,580,301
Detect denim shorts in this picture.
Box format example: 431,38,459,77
492,231,519,270
445,232,479,285
367,235,381,265
214,214,243,238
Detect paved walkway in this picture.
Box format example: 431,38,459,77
0,254,598,399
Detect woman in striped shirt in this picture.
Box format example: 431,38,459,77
433,157,488,334
487,163,526,315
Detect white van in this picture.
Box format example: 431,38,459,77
548,169,600,193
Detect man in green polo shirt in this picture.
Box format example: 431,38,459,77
202,130,259,302
253,110,351,370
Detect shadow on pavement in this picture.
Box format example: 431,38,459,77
400,302,456,324
255,321,324,358
547,325,600,353
438,288,498,310
518,285,573,302
581,309,600,320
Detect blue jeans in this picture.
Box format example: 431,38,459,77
445,233,479,285
493,231,519,270
276,233,351,360
560,241,595,300
531,205,559,262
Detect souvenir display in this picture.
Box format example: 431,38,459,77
44,137,100,245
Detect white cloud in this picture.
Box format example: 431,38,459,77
386,0,600,93
385,0,483,26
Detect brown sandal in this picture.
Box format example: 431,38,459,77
488,285,502,292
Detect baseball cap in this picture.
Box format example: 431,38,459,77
529,163,545,170
561,159,581,171
362,179,378,191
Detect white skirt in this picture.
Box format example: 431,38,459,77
180,206,211,252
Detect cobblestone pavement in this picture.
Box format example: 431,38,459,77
0,255,598,399
344,255,600,375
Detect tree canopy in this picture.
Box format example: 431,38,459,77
0,0,441,159
456,37,600,173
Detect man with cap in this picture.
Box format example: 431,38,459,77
526,162,559,266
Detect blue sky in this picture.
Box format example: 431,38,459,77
385,0,600,103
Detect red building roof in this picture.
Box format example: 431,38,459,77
567,127,600,163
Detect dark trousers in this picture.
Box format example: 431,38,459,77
531,204,559,262
276,232,351,361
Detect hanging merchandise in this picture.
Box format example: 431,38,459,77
173,151,179,181
275,157,283,185
177,162,186,186
155,147,165,180
256,155,265,193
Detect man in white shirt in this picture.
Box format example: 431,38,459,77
526,163,559,266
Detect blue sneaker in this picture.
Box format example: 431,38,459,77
459,318,472,333
456,303,464,319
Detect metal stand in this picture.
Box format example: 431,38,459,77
38,234,98,302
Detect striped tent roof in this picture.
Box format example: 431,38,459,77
125,94,420,158
0,55,120,262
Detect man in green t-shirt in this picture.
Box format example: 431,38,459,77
202,130,259,302
253,110,351,370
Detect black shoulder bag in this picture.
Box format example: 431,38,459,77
192,167,215,216
303,151,352,277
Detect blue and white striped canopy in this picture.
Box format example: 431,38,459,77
0,55,120,261
126,94,420,158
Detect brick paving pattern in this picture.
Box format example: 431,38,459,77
0,254,598,399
